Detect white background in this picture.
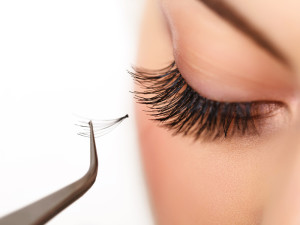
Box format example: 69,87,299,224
0,0,154,224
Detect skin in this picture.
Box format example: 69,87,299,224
135,0,300,224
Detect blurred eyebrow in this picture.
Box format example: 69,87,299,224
198,0,288,65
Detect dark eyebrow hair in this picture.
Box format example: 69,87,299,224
198,0,288,65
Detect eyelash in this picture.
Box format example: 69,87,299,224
76,115,129,138
131,61,279,140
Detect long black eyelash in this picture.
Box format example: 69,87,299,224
130,61,269,140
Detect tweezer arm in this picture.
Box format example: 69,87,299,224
0,121,98,225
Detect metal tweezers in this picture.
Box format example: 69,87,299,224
0,121,98,225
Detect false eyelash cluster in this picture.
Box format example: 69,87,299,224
76,115,129,138
131,62,266,140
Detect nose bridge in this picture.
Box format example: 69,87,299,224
279,96,300,164
287,104,300,157
278,113,300,182
285,124,300,182
261,115,300,225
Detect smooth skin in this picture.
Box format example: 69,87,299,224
135,0,300,224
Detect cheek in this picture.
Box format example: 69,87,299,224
136,104,280,225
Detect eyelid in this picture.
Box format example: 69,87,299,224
131,61,283,140
162,0,295,103
176,51,293,103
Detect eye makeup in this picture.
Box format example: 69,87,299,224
131,61,283,141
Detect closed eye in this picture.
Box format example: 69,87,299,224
131,61,283,141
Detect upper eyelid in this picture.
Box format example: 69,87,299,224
131,61,283,140
134,60,279,106
161,1,294,103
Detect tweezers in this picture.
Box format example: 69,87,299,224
0,121,98,225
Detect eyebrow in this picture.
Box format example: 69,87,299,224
198,0,288,65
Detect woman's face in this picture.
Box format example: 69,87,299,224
135,0,300,224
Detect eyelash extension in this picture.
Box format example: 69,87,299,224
76,114,129,138
130,61,276,140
